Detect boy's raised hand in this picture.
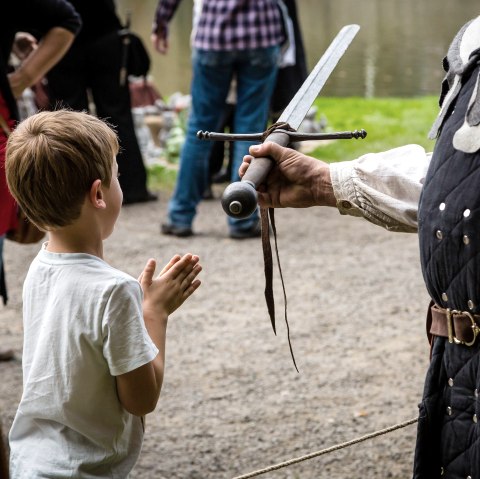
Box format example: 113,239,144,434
118,255,201,416
139,254,202,318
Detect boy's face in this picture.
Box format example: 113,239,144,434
102,158,123,238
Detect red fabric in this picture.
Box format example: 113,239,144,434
0,94,17,236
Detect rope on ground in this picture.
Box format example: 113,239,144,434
232,417,419,479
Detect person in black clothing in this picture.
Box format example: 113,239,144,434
0,1,80,356
46,0,157,205
270,0,308,121
240,14,480,478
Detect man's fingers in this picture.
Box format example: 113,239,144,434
241,141,284,179
239,155,253,178
249,141,282,160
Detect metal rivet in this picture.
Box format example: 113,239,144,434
464,235,470,245
447,406,452,415
436,230,443,240
442,292,448,302
229,201,242,215
341,200,352,209
467,476,472,479
440,466,444,476
439,202,446,211
464,209,471,218
473,414,478,424
468,300,475,310
448,378,454,387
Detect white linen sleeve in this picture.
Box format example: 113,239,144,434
102,279,159,376
329,144,432,232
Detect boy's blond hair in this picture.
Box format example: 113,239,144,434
6,110,119,230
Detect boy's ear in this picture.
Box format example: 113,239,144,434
89,179,106,209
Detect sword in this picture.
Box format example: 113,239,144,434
213,24,361,218
199,25,362,371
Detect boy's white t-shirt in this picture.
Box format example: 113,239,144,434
9,246,159,478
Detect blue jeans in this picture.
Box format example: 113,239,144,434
167,46,280,232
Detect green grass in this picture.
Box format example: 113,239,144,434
147,163,178,191
147,96,440,190
311,96,438,162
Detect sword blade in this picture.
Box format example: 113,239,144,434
221,24,360,220
278,24,360,130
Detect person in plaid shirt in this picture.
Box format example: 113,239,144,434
152,0,285,238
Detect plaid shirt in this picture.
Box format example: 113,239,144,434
153,0,285,51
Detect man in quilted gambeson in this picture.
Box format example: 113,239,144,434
240,14,480,478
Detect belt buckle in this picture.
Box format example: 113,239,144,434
446,308,480,346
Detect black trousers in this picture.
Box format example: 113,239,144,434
270,0,308,118
46,31,148,201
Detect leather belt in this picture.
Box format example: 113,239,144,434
430,304,480,346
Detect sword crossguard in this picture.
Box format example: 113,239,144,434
197,127,368,218
197,128,367,143
197,130,263,141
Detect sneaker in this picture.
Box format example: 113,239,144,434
161,223,193,237
229,222,261,239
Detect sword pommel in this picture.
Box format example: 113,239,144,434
221,181,258,218
221,130,290,218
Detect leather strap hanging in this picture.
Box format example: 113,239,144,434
261,206,298,372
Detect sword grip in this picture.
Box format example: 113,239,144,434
221,131,290,218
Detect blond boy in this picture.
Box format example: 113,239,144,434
5,110,202,477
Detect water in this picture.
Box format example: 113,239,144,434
117,0,479,97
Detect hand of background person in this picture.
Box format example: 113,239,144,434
8,26,74,98
239,142,337,209
150,31,169,54
139,254,201,318
11,32,38,61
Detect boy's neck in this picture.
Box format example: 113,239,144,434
43,185,116,259
46,225,104,259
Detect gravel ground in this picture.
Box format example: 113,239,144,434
0,185,431,478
